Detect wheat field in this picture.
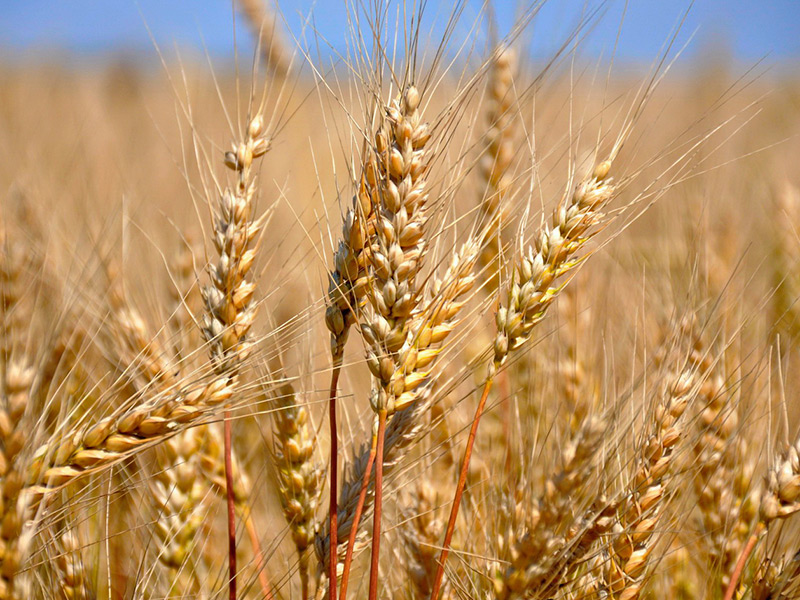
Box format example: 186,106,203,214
1,2,800,599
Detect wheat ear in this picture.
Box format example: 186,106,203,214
430,160,615,600
338,239,479,599
271,381,322,600
237,0,289,76
689,328,756,594
496,416,606,599
315,386,435,574
600,339,703,600
402,480,448,600
149,429,210,593
477,46,516,291
56,530,91,600
340,84,431,600
0,361,34,600
724,434,800,600
0,231,36,599
202,112,270,600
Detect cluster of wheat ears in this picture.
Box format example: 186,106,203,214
2,1,800,599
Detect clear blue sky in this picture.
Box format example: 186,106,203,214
2,1,799,66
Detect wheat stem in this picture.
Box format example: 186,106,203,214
430,377,493,600
723,522,765,600
339,427,377,600
368,409,388,600
327,365,342,599
223,412,237,600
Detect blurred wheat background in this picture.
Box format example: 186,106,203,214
1,1,800,599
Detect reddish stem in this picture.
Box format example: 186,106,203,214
723,521,765,600
367,409,388,600
429,378,494,600
242,508,274,600
339,430,378,600
224,409,237,600
328,366,342,599
497,369,512,474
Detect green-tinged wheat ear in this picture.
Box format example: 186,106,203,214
431,160,616,600
492,160,614,373
770,184,800,345
477,46,516,292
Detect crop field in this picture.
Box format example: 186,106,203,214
1,2,800,599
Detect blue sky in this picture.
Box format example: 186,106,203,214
2,1,799,66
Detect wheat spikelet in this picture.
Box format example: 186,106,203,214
759,435,800,524
752,553,800,600
55,530,92,600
